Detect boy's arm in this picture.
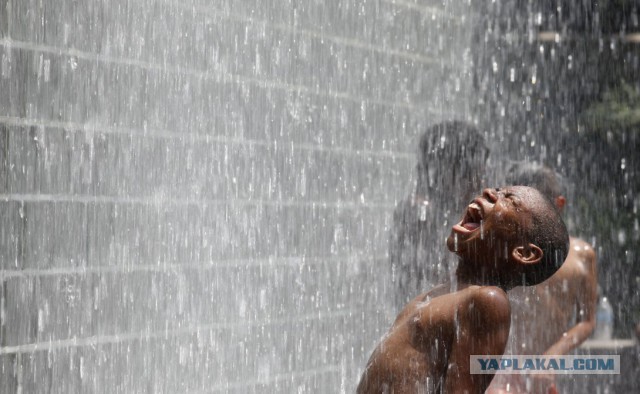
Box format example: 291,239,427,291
543,244,597,356
444,287,511,394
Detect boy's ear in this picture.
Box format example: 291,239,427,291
555,195,566,211
512,243,543,265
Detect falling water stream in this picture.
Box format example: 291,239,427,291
0,1,638,393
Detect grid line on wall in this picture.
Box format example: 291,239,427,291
0,115,416,160
0,38,428,111
0,307,381,355
160,0,442,66
0,255,387,279
0,193,398,210
206,365,341,393
381,0,453,16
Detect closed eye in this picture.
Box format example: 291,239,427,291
505,193,521,206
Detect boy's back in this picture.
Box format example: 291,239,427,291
357,284,510,393
506,237,596,355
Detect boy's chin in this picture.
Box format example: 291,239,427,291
446,236,469,255
445,235,456,252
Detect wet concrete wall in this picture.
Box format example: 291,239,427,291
0,1,473,392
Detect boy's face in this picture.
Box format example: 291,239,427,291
446,186,543,264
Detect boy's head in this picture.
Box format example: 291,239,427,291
447,186,569,287
417,121,489,201
506,163,566,212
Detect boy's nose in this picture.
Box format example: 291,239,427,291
482,188,499,203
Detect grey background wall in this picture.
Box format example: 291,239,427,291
0,0,474,392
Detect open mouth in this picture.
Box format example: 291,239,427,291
454,201,483,233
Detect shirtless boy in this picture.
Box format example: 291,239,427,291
488,165,597,394
357,186,569,393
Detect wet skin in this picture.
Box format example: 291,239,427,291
447,186,547,286
356,284,510,394
358,187,558,394
487,237,597,394
509,237,596,357
487,188,597,394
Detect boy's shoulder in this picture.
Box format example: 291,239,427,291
417,285,509,322
554,237,596,279
462,286,510,327
419,285,509,313
569,237,596,261
407,285,510,333
466,285,508,301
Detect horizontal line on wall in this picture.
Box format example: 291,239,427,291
0,115,415,160
0,255,387,279
205,365,340,393
0,38,425,111
0,308,383,355
381,0,452,17
160,0,440,66
0,193,399,210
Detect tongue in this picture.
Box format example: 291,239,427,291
463,222,480,231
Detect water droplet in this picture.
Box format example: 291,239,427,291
69,56,78,70
79,357,85,380
43,59,50,82
1,53,10,78
238,298,247,318
535,13,543,25
419,202,428,221
617,230,626,245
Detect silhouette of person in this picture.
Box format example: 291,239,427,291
389,121,489,310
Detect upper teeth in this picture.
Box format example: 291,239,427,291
468,203,481,218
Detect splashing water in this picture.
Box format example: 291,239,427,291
0,1,637,393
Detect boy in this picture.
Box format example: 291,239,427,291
357,186,569,393
488,165,597,394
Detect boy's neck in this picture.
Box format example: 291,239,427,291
455,260,512,291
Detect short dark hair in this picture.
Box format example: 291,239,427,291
506,163,564,201
518,189,569,286
418,121,489,168
417,121,489,199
